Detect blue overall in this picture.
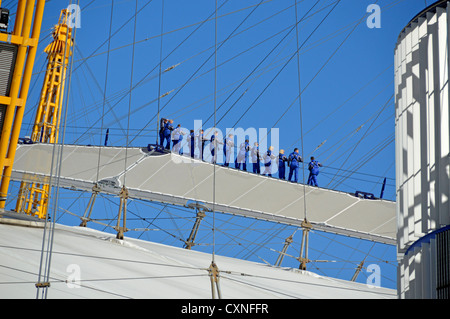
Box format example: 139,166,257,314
163,122,174,150
307,160,320,186
288,152,302,182
278,154,287,180
189,132,195,158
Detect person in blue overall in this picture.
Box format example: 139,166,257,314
222,134,234,167
278,149,288,180
159,118,167,147
262,146,276,177
235,139,250,170
288,148,303,183
251,142,261,174
163,119,174,150
189,130,195,158
307,156,322,186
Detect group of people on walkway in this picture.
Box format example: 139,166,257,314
158,118,322,186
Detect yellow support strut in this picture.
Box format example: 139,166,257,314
14,9,73,219
0,0,46,211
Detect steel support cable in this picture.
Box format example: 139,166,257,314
107,195,290,266
239,222,289,261
189,214,291,264
75,0,232,143
59,189,394,284
220,275,301,298
0,244,212,271
199,215,273,266
324,165,395,182
368,161,395,193
278,231,396,275
0,263,132,299
326,134,395,190
71,0,155,75
126,20,305,137
319,111,394,170
286,64,392,150
134,2,344,146
251,3,396,192
212,217,259,256
316,97,393,164
72,0,231,144
134,199,294,250
254,0,401,179
328,112,394,166
202,215,260,257
293,0,307,221
258,0,374,151
336,241,375,278
74,45,128,138
123,0,139,187
35,0,254,81
211,0,219,266
326,93,394,189
36,0,79,299
156,0,165,145
171,0,397,157
136,203,170,240
330,134,395,191
201,0,340,128
70,0,283,65
319,170,395,188
71,1,344,144
167,7,356,131
209,0,324,139
92,0,338,132
129,0,266,147
96,0,114,183
313,79,394,156
225,0,339,137
96,193,189,245
310,231,398,268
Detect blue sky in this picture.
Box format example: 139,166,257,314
6,0,436,289
20,0,432,200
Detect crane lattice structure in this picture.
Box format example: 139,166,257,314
15,9,73,219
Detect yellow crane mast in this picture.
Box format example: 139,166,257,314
15,9,73,219
0,0,46,212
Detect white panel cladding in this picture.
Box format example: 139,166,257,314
395,3,450,253
395,1,450,299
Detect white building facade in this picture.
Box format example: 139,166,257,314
395,0,450,299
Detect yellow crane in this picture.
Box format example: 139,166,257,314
0,0,46,213
15,9,73,219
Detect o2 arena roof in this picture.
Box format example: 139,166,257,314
0,218,396,299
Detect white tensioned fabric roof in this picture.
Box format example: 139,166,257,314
0,222,396,299
11,144,396,244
